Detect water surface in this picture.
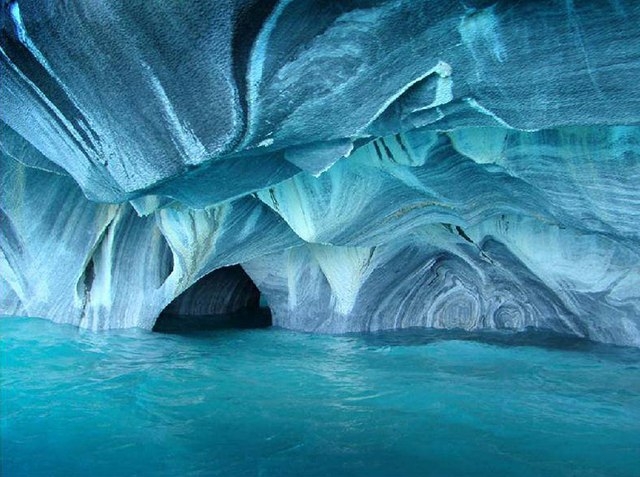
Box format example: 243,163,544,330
2,317,639,476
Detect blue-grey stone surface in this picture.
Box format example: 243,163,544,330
1,0,639,345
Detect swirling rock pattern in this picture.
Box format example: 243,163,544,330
1,0,639,345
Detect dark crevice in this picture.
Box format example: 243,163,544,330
153,265,271,334
455,225,474,244
372,140,384,161
157,231,174,286
76,256,96,323
379,137,395,162
83,257,95,292
395,133,410,156
268,187,279,209
74,210,120,316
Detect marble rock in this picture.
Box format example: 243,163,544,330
1,0,639,345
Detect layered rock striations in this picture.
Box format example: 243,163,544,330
1,0,640,345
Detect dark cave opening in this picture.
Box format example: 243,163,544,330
153,265,271,333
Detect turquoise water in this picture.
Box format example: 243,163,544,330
1,317,639,477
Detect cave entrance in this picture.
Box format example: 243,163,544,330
153,265,271,333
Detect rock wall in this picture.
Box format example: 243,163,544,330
1,0,639,345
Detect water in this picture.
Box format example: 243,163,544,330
1,317,639,477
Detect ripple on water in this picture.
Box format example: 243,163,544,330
1,316,639,477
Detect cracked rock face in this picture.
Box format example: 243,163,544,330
1,0,640,346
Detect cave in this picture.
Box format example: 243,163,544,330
152,265,272,333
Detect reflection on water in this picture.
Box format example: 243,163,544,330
2,316,639,477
